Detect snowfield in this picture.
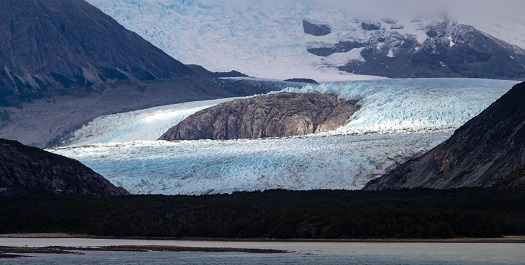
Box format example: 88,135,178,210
50,79,518,195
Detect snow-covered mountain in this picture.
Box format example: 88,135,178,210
86,0,525,80
50,78,517,195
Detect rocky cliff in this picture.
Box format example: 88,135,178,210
365,81,525,190
160,92,359,141
0,138,128,197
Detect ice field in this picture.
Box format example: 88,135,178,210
86,0,525,82
50,78,518,194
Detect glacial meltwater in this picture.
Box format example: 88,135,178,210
1,238,524,264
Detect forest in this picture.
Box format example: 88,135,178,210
1,188,524,239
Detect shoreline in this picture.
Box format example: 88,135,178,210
0,245,288,259
2,236,524,262
1,233,525,243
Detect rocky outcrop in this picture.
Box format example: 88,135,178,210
364,81,525,190
160,92,359,141
303,20,331,36
361,21,381,31
284,78,319,84
307,41,366,57
0,138,129,197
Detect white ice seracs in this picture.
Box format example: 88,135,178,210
282,78,515,135
50,132,450,195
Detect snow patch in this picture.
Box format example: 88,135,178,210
387,48,394,57
325,47,365,66
447,36,455,47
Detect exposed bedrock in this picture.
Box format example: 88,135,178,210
303,20,332,36
160,92,359,141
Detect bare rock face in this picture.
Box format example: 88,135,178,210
303,20,331,36
361,21,382,31
160,93,359,141
365,81,525,190
0,138,129,197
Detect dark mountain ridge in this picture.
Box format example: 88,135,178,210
0,0,196,106
0,138,128,197
365,81,525,190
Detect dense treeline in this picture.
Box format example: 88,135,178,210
0,188,524,239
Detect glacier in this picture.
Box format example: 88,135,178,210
51,133,449,195
49,78,518,195
63,97,245,146
85,0,525,81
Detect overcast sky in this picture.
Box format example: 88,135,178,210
323,0,525,24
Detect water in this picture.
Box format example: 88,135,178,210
6,251,523,265
1,238,524,264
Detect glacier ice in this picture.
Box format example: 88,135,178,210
51,133,450,195
283,78,516,135
64,97,245,146
50,78,519,195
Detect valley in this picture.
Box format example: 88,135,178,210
48,78,516,195
1,0,525,248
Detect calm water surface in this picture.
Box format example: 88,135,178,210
1,238,524,265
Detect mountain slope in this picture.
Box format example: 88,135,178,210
0,0,235,147
0,138,129,197
338,21,525,78
0,0,196,106
365,81,525,190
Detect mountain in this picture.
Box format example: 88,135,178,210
335,20,525,78
85,0,525,81
0,0,208,106
364,81,525,190
0,0,236,147
0,138,128,197
159,92,358,141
